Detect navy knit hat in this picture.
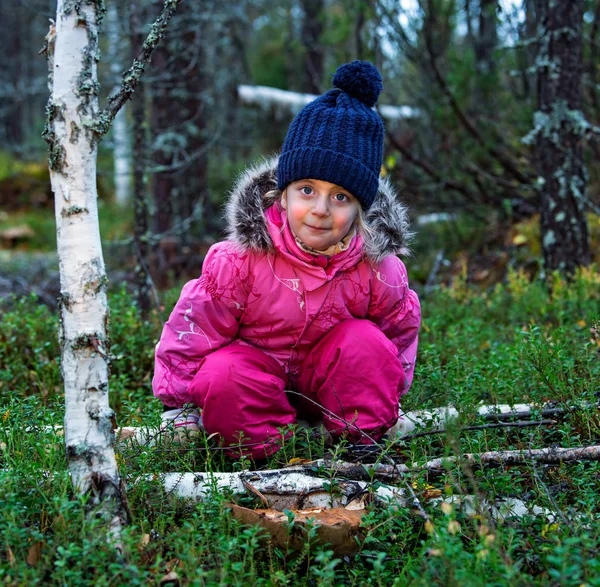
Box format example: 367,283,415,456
277,61,384,210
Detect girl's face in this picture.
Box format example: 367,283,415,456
281,179,359,250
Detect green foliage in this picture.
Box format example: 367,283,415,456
1,269,600,584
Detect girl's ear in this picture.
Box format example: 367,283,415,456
281,188,288,210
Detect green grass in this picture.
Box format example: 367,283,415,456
1,268,599,585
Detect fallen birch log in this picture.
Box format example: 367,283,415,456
389,401,597,436
237,84,418,121
320,445,600,478
421,445,600,470
159,468,404,510
113,401,576,445
27,401,597,445
154,467,560,524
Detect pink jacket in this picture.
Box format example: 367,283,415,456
153,158,421,407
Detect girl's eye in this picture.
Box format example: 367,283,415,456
300,186,313,195
334,193,348,202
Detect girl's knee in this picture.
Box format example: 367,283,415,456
327,319,397,358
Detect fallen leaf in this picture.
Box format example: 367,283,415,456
159,571,180,586
118,427,136,440
287,457,312,465
27,541,43,566
345,493,369,511
423,488,443,499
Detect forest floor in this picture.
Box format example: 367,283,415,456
2,153,600,584
1,266,599,585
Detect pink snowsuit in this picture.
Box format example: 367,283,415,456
153,158,421,458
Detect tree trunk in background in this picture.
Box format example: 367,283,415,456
44,0,128,536
520,0,538,101
301,0,324,94
177,18,208,229
0,3,24,145
130,0,151,316
533,0,590,274
474,0,497,76
106,2,132,206
470,0,498,110
149,44,174,288
149,3,212,285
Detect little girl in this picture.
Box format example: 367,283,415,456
153,61,421,459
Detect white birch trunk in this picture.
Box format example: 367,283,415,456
46,1,128,533
106,2,131,206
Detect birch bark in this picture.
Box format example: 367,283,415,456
45,0,128,532
106,2,131,207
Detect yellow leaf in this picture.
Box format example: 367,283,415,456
577,319,586,328
541,523,559,538
512,234,527,246
287,457,312,465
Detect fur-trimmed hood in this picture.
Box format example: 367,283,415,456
225,156,412,264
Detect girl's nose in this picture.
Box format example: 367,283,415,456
312,195,329,216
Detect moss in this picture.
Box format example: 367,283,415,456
43,100,68,173
70,122,80,145
61,205,89,217
71,332,105,352
62,0,105,24
58,292,76,312
81,257,109,296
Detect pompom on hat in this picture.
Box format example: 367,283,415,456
276,60,384,210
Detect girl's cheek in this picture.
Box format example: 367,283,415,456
288,206,305,222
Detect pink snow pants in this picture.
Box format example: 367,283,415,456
187,319,406,459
